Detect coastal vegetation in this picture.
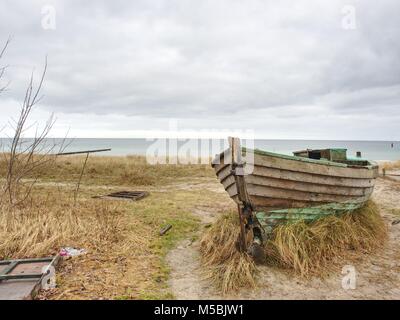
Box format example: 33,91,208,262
0,38,220,299
0,154,218,299
200,201,387,293
383,160,400,171
0,39,397,300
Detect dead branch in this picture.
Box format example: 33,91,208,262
0,37,11,94
1,54,67,206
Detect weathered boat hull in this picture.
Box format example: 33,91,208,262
212,148,379,212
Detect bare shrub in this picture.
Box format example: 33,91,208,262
0,41,67,205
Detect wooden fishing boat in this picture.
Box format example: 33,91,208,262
212,139,378,214
212,137,379,260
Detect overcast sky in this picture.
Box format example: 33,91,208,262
0,0,399,140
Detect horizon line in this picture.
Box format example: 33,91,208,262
0,136,399,142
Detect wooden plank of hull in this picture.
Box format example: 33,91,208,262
250,153,377,179
250,195,330,212
226,186,369,211
225,182,371,203
229,193,332,211
251,165,375,188
220,174,373,197
247,184,372,203
216,163,375,190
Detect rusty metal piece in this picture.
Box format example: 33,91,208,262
93,191,149,201
247,242,266,264
56,148,111,156
56,148,111,205
159,224,172,236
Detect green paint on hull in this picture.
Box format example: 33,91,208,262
256,202,365,232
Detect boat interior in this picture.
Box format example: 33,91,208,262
293,148,370,167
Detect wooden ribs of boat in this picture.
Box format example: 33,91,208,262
212,140,379,213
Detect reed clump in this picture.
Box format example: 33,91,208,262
265,201,387,276
200,201,387,293
199,214,257,294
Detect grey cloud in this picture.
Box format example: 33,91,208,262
0,0,399,138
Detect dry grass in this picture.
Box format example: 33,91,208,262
48,188,204,299
382,160,400,171
0,151,213,299
200,201,387,293
0,186,146,299
0,183,205,299
200,214,257,294
265,201,387,277
0,154,215,186
0,191,124,260
2,151,389,298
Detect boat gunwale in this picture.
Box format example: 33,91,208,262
212,147,378,170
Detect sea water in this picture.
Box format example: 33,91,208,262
2,138,397,160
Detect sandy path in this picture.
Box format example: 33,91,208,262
166,177,400,299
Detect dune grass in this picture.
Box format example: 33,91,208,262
200,214,257,294
266,201,387,277
0,154,214,186
390,208,400,216
0,186,139,299
0,196,123,260
382,160,400,171
0,154,219,299
46,188,203,300
0,181,210,299
22,155,214,185
0,152,389,298
200,201,387,293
